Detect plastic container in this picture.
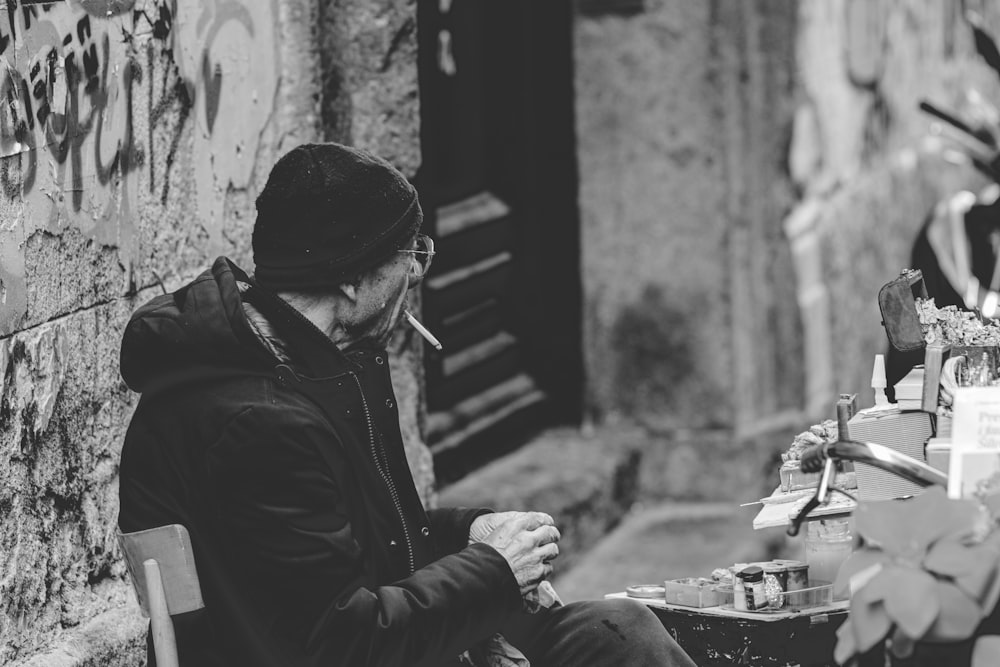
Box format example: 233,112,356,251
777,580,833,609
715,583,734,606
721,580,833,613
733,576,747,611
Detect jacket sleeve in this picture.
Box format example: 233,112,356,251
427,507,493,554
206,401,522,667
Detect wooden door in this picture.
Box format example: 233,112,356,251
416,1,581,483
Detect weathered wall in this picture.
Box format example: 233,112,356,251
787,0,1000,416
0,0,422,664
317,0,432,499
575,0,803,436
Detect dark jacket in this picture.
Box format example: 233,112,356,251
117,258,521,666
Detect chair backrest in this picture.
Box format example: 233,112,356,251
118,524,205,616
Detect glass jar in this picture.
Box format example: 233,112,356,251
738,565,767,611
804,518,853,591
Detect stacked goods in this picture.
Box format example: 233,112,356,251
916,298,1000,347
662,560,828,611
778,420,857,493
916,298,1000,414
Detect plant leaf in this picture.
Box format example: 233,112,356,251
855,488,980,560
835,549,890,595
926,539,1000,606
862,567,940,639
982,491,1000,520
848,596,893,654
972,636,1000,667
889,628,916,659
924,581,985,642
979,557,1000,614
834,611,861,665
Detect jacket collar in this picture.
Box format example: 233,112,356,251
227,260,362,380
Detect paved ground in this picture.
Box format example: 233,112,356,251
436,423,806,603
552,501,801,603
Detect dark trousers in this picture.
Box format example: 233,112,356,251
499,598,697,667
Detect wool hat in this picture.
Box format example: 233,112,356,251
252,143,423,290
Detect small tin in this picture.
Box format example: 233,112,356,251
782,561,810,606
762,563,789,609
782,561,809,590
663,578,720,607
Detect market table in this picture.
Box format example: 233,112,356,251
606,593,848,667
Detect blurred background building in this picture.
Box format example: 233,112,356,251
2,0,999,663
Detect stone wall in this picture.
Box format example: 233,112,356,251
787,0,1000,416
574,0,804,436
0,0,422,663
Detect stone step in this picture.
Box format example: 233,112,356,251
436,424,649,573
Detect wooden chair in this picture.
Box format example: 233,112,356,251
118,524,205,667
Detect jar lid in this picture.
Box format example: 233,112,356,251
738,565,764,581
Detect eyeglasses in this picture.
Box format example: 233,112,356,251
397,234,435,278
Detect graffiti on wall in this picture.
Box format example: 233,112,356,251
166,0,279,243
0,0,279,334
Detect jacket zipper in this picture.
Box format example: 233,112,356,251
351,372,415,575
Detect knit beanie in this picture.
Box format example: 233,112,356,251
252,143,423,290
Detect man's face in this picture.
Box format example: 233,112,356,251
344,242,423,348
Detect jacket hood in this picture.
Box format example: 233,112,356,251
120,257,275,393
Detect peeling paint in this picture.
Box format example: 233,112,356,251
0,335,8,380
23,323,66,435
2,323,66,446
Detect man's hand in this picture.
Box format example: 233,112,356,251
475,512,560,597
468,512,525,544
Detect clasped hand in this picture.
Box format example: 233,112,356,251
470,511,560,597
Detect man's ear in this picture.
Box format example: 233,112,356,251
337,281,359,303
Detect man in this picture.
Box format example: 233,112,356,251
118,143,695,666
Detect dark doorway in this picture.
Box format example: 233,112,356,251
416,1,582,484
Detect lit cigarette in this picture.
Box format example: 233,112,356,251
404,310,443,350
